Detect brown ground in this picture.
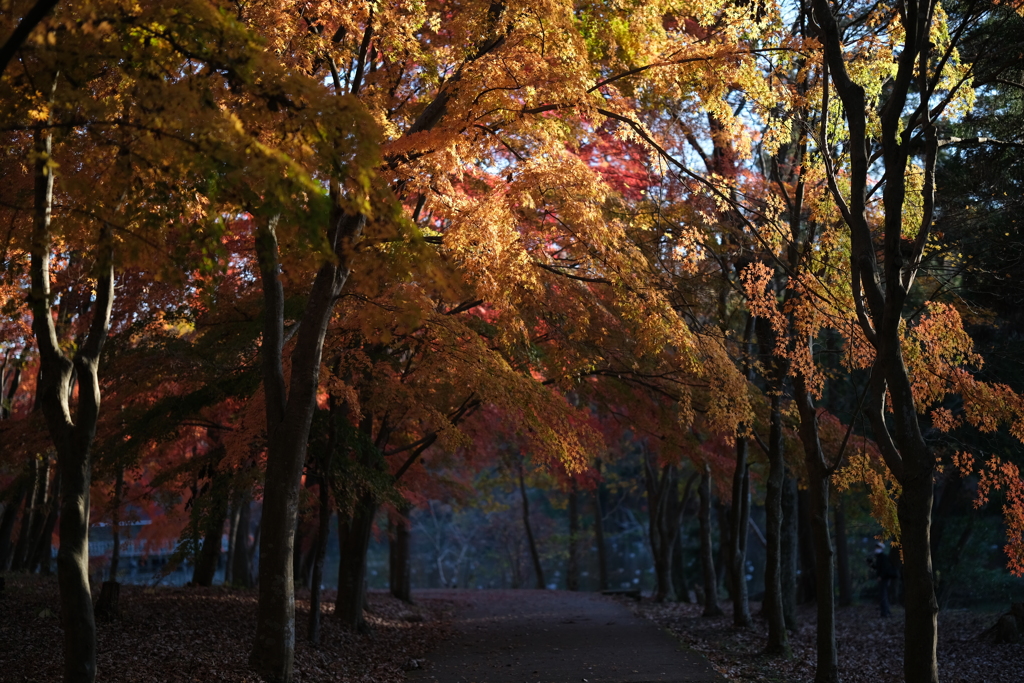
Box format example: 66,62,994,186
0,575,452,683
636,599,1024,683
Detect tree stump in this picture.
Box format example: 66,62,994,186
94,580,120,622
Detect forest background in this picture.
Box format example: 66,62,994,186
2,1,1024,683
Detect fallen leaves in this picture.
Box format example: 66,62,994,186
636,599,1024,683
1,575,453,682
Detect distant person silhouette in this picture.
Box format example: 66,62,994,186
868,540,898,617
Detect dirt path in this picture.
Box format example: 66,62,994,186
406,590,724,683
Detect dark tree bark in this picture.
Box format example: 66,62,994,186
335,497,375,631
794,373,839,683
761,387,790,655
12,456,43,571
389,503,413,603
566,480,580,591
643,447,678,602
0,0,61,77
781,472,799,631
29,95,114,682
307,473,332,644
593,461,609,591
249,206,364,683
518,462,546,589
729,437,752,626
698,462,722,617
797,488,818,603
671,533,690,602
231,491,254,588
810,0,949,677
0,487,25,571
834,489,852,608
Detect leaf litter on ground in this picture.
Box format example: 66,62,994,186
0,575,453,682
634,598,1023,683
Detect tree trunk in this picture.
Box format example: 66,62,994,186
567,480,580,591
518,463,545,589
108,465,123,581
781,472,799,631
232,490,253,588
797,487,817,603
795,375,839,683
698,463,722,617
834,489,852,608
192,497,227,587
29,101,113,682
12,456,42,571
389,502,412,603
762,390,790,655
0,487,26,571
898,472,939,683
593,462,609,591
308,474,332,644
335,497,375,631
643,448,676,603
671,533,690,602
250,209,363,683
729,437,752,626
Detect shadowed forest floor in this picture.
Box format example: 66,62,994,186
0,576,452,683
3,576,1022,683
637,599,1023,683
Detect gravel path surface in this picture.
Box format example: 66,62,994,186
406,590,724,683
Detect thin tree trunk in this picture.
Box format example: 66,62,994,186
698,462,722,617
567,480,579,591
781,472,799,631
308,473,332,644
797,487,817,603
389,502,412,603
730,437,752,626
232,490,253,588
795,373,839,683
762,390,790,655
671,533,690,602
0,487,25,571
225,500,240,586
31,477,59,575
335,497,375,631
108,464,123,581
593,461,608,591
518,462,545,589
12,456,42,571
834,489,852,608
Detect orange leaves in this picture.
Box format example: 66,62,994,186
974,456,1024,576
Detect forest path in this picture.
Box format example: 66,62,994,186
406,589,724,683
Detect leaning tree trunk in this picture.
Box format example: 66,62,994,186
249,208,363,683
518,462,546,589
729,437,752,626
335,496,376,631
795,374,839,683
389,502,413,603
698,462,722,617
29,103,115,683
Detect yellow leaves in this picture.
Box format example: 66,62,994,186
834,452,901,546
